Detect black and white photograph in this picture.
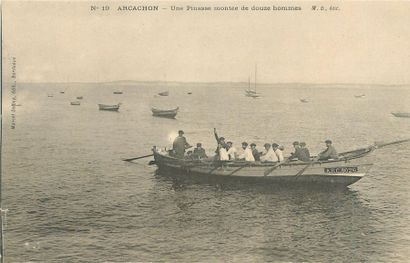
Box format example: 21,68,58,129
1,1,410,262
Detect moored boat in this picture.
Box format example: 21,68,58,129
113,91,123,94
391,112,410,118
70,101,80,106
151,107,179,118
60,91,65,94
98,103,121,111
245,65,261,98
354,94,365,98
158,91,169,96
151,146,375,188
300,98,308,103
77,96,83,99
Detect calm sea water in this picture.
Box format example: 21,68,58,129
2,82,410,262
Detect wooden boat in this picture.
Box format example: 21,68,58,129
300,98,309,103
158,91,169,96
151,107,179,118
391,112,410,118
113,91,123,94
47,94,53,97
76,96,83,99
151,145,375,188
354,94,365,98
70,101,80,106
98,103,121,111
60,91,65,94
187,92,192,95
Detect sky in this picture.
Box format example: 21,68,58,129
3,1,410,84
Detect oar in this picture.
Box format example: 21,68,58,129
294,157,320,177
263,157,291,176
122,154,154,162
228,162,250,176
374,138,410,149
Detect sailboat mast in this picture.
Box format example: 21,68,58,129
254,64,257,92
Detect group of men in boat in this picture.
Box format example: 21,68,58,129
171,129,339,162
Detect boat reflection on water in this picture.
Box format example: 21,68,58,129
147,171,378,262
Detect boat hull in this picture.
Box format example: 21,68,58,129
98,104,120,111
153,151,373,188
151,107,178,118
391,112,410,118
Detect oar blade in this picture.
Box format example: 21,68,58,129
122,153,154,162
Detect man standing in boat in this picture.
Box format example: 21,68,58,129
318,140,338,160
172,130,192,159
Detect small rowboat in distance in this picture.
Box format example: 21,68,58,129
60,91,65,94
158,91,169,96
113,91,123,94
187,92,192,95
70,101,80,106
355,94,365,98
391,112,410,118
98,103,121,111
300,98,308,103
151,107,179,119
77,96,83,99
47,94,54,97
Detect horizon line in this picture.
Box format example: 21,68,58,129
11,80,410,86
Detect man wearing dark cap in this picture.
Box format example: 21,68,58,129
250,143,261,161
213,128,228,158
238,142,255,161
172,130,191,159
193,143,207,159
318,140,338,160
272,143,284,162
290,141,310,162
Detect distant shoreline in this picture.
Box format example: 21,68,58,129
9,81,410,89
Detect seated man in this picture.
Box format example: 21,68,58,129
261,143,279,162
272,143,284,162
318,140,338,160
238,142,255,162
290,141,310,162
185,150,194,160
250,143,261,161
218,143,230,161
226,141,237,160
299,142,311,161
193,143,208,159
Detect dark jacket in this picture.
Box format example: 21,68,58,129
291,147,309,162
252,148,261,161
193,147,207,159
173,136,190,159
299,148,311,162
319,145,338,160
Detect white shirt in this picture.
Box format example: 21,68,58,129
275,149,284,162
238,147,255,162
261,148,279,162
219,147,230,161
227,147,237,160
